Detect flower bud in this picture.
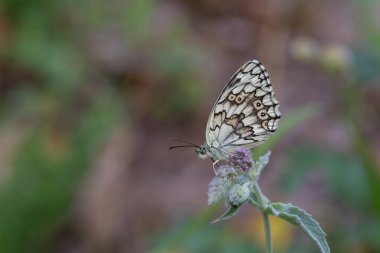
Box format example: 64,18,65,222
228,182,251,206
321,44,351,73
290,37,321,63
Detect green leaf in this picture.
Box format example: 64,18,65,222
250,151,271,180
267,202,330,253
211,205,241,224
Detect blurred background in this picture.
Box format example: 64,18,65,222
0,0,380,252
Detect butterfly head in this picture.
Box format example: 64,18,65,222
169,138,210,159
195,144,209,159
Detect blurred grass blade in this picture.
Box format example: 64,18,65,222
253,104,321,159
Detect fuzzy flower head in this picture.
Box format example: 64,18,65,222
208,164,238,205
228,182,251,206
228,147,254,172
207,149,271,206
216,164,238,178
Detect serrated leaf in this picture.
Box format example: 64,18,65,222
251,151,271,179
211,205,241,224
267,202,330,253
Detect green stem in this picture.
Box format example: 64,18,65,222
251,182,268,209
251,182,272,253
262,212,273,253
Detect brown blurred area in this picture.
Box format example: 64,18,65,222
1,0,380,253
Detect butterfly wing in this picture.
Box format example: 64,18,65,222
206,60,281,153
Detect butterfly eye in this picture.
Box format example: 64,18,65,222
235,95,244,104
257,109,268,120
228,94,236,101
253,100,264,109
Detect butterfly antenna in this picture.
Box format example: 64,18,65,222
169,145,198,150
168,138,200,147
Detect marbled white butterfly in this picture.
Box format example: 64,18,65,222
171,60,281,163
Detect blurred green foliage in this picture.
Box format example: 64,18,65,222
1,0,206,251
151,203,280,253
0,92,122,252
281,147,371,208
3,0,85,95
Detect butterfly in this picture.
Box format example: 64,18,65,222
170,60,281,163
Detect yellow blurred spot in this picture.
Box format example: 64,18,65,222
321,44,351,73
247,213,294,252
42,127,70,163
290,37,321,63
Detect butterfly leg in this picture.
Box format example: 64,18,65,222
212,160,221,176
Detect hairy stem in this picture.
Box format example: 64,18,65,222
251,182,268,209
251,182,272,253
262,212,273,253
